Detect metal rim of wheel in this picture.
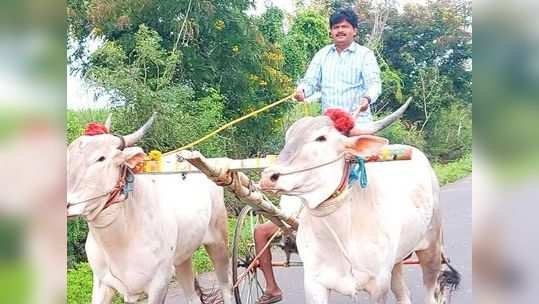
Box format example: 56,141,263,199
232,206,265,304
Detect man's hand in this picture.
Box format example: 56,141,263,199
353,97,370,117
294,88,305,102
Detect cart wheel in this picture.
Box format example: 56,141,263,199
232,206,265,304
434,279,453,304
434,285,449,304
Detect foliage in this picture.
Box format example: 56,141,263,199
281,10,331,81
433,153,472,185
67,219,89,269
67,263,93,303
378,118,426,151
426,102,472,162
257,7,285,45
358,0,472,126
68,0,295,158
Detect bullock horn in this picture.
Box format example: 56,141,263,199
104,113,112,131
358,97,413,134
124,112,157,147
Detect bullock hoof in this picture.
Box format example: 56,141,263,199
256,293,282,304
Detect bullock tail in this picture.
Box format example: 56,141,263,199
436,253,461,303
194,277,224,304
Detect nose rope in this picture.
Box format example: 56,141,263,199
67,191,112,206
277,153,345,176
67,166,131,213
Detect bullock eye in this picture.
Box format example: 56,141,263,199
97,156,106,162
315,135,327,142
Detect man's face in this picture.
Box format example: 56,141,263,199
330,20,357,47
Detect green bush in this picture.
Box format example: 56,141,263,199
67,219,88,268
378,118,426,151
426,103,472,162
433,154,472,185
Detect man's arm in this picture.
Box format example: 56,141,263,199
295,50,324,102
362,50,382,104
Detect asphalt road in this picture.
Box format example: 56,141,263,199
164,176,472,303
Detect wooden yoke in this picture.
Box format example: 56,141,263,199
176,150,299,233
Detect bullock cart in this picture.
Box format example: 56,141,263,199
169,150,300,304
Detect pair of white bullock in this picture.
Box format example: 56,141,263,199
67,104,458,304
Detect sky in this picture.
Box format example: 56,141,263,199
67,0,426,110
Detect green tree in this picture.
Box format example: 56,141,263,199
281,9,331,81
85,25,227,155
257,6,285,45
68,0,295,157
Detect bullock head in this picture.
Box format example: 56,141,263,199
66,113,155,219
260,99,411,209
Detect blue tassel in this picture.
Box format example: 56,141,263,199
349,156,368,188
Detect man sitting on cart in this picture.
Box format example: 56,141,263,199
253,8,382,304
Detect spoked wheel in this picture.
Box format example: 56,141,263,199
434,285,451,304
232,206,265,304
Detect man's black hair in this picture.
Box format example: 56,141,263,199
329,9,359,29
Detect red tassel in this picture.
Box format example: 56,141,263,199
324,108,355,135
84,123,109,136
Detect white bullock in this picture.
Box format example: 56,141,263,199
67,114,233,304
259,106,460,304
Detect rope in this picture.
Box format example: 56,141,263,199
279,153,344,176
303,101,309,116
233,228,282,288
164,93,295,156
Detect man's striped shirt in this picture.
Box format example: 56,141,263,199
299,42,382,123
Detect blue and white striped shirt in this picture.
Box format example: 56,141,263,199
299,42,382,122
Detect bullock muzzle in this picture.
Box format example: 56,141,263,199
259,169,281,192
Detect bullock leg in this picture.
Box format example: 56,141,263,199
391,263,411,304
366,273,390,304
205,242,234,304
175,258,201,304
304,276,329,304
91,275,115,304
416,244,442,304
147,269,170,304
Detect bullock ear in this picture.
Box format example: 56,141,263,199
114,147,146,168
343,135,388,157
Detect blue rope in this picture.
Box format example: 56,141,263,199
349,156,368,188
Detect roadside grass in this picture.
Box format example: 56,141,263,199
433,154,472,185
